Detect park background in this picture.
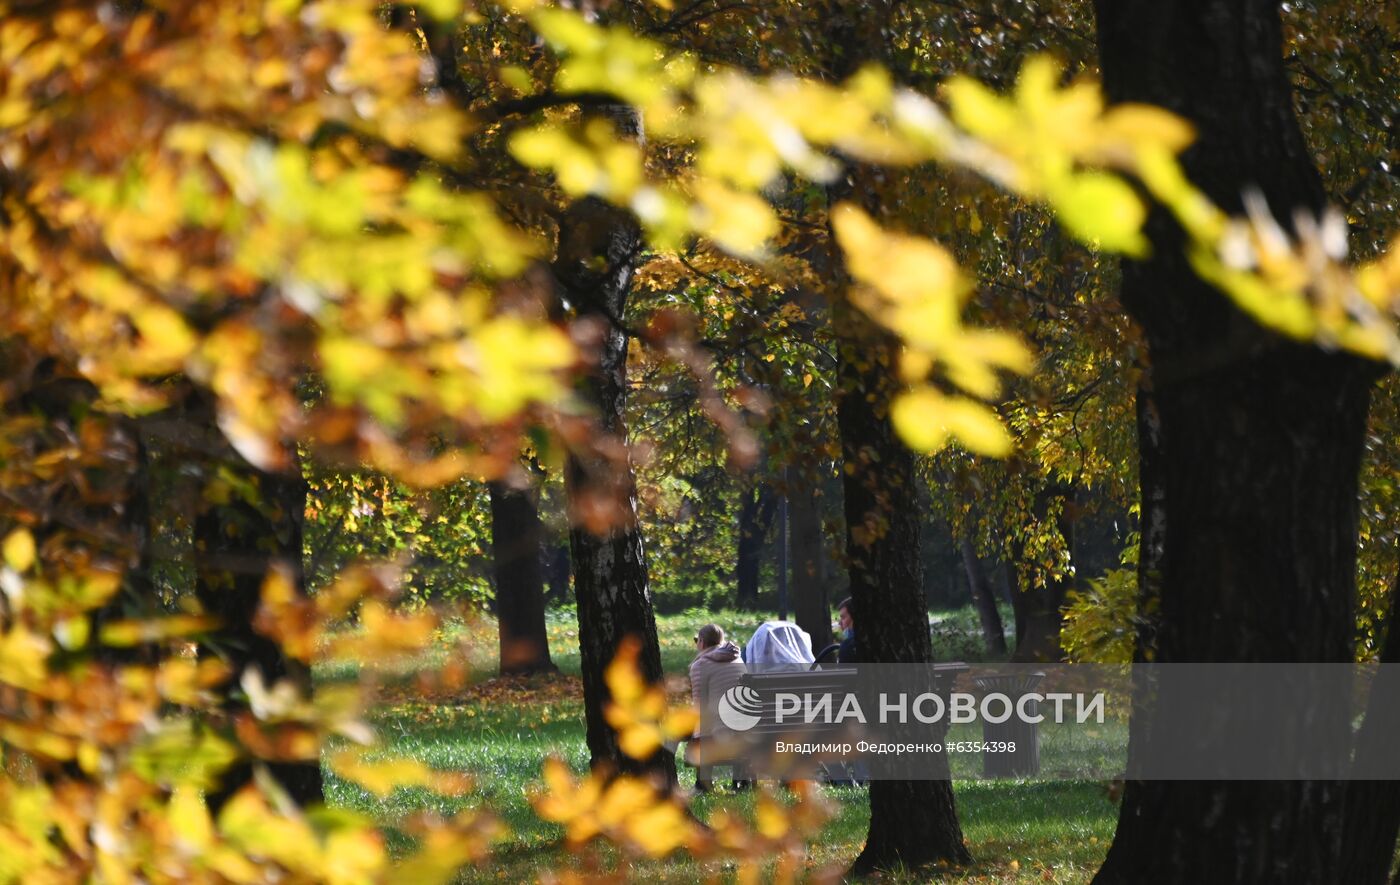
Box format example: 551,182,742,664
2,0,1399,883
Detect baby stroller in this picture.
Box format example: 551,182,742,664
742,621,815,671
741,621,865,786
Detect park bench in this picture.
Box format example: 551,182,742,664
740,660,969,741
686,660,968,786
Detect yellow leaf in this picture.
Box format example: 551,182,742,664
414,0,461,21
692,180,779,258
1099,104,1195,155
755,796,789,839
617,724,661,760
322,828,388,883
499,65,533,94
331,750,470,798
531,8,607,54
604,636,648,704
831,203,966,305
943,76,1017,143
252,58,290,88
3,528,35,572
0,627,51,691
626,802,692,857
99,614,219,647
662,707,699,740
169,787,213,853
891,387,949,452
892,388,1014,457
1050,172,1148,256
132,305,198,369
941,396,1014,457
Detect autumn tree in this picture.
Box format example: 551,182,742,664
1091,1,1380,881
788,461,835,651
734,479,778,610
958,528,1008,656
194,442,323,809
819,2,972,871
488,470,556,676
6,1,1400,881
555,190,674,779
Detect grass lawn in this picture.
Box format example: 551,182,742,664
317,608,1119,883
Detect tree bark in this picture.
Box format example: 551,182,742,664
195,454,323,810
557,194,675,783
89,419,159,667
959,534,1008,657
789,463,833,651
1,350,157,660
1011,486,1075,664
1001,558,1028,652
545,542,571,607
834,290,971,873
489,478,556,676
735,482,778,610
1336,569,1400,885
818,1,969,871
1091,2,1378,881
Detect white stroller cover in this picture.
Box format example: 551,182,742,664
744,621,814,671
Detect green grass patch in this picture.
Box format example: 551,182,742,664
320,607,1118,882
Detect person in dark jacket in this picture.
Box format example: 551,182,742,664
837,597,859,664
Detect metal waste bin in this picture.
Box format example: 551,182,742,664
972,672,1043,778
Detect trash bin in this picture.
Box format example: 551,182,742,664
972,672,1043,778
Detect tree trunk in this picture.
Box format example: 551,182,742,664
789,463,833,651
1000,558,1028,651
834,290,970,873
195,455,323,810
959,534,1008,657
489,478,556,676
1011,486,1075,663
736,482,778,610
557,194,674,783
1336,570,1400,885
545,542,571,607
2,350,157,661
818,2,969,870
1091,2,1378,881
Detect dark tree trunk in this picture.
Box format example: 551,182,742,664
1092,2,1378,881
789,464,833,651
89,419,160,667
1000,558,1028,651
489,479,556,676
735,482,778,610
1011,486,1074,663
557,194,674,783
1336,571,1400,885
1009,583,1067,662
195,455,322,810
959,534,1008,657
3,352,157,659
819,2,969,870
834,291,970,873
545,542,571,606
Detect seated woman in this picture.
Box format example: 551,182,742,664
687,623,747,792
